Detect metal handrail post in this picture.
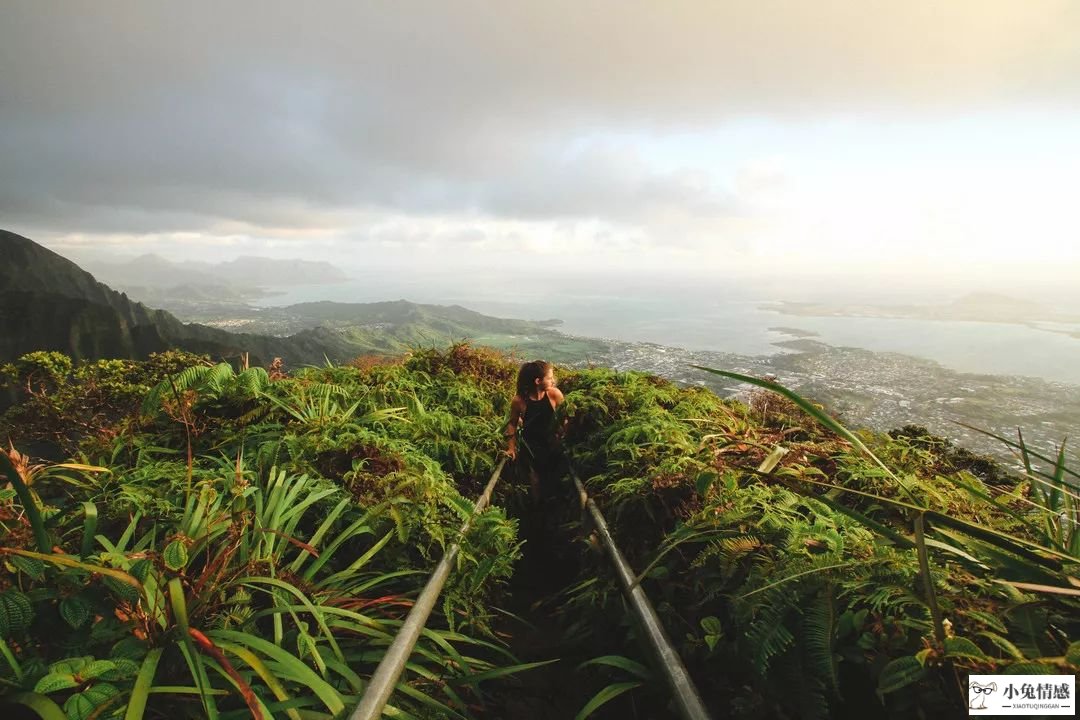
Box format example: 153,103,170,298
571,466,712,720
349,457,507,720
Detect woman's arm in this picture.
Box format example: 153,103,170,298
548,387,568,441
504,396,525,458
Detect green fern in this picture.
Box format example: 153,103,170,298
802,586,840,694
745,599,797,676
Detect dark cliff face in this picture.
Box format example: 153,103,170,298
0,230,358,366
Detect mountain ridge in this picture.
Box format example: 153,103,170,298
0,229,361,366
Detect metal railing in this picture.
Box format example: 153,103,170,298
348,457,507,720
569,462,713,720
349,454,712,720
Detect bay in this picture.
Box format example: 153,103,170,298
256,276,1080,386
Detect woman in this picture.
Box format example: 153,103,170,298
504,360,564,502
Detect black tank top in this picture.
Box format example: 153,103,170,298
521,394,556,450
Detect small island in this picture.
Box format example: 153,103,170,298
762,292,1080,338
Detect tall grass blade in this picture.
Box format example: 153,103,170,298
7,692,66,720
953,422,1079,484
214,639,303,720
211,629,345,715
576,655,651,680
574,682,642,720
691,366,921,505
2,549,143,590
124,648,163,720
79,501,98,559
169,578,218,720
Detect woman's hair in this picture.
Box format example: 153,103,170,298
516,360,552,400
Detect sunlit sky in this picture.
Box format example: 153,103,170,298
2,2,1079,296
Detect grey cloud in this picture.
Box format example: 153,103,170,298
1,1,1078,239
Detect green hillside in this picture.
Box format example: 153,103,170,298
0,230,592,371
1,344,1076,719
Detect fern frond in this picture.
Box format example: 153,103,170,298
721,534,764,557
142,365,208,413
204,362,236,393
773,650,831,720
236,367,270,396
802,585,840,694
172,365,213,393
746,601,796,676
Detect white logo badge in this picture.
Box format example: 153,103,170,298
968,674,1075,715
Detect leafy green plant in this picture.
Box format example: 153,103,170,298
689,366,1080,712
2,346,536,719
7,344,1077,719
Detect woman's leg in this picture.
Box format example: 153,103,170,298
528,467,541,503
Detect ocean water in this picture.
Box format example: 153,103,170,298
257,275,1080,386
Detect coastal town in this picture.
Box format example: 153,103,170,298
592,335,1079,465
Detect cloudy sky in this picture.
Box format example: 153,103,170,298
2,1,1079,291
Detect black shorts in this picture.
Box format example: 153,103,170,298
519,442,567,494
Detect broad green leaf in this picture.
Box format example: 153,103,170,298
700,616,722,635
34,673,79,694
695,470,717,495
10,555,46,580
1067,641,1080,667
60,596,92,629
1005,662,1057,674
975,632,1025,661
64,692,97,720
944,636,988,660
0,590,34,637
79,659,117,680
163,540,189,571
49,657,90,675
104,576,141,603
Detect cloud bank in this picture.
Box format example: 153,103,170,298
1,1,1078,277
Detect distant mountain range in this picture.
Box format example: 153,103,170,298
0,230,565,368
82,252,349,292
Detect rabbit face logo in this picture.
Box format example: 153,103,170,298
969,681,997,710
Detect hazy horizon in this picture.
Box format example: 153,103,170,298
22,236,1075,385
52,239,1080,312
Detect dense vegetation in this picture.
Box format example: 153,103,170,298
0,346,524,719
560,367,1080,717
1,345,1077,719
